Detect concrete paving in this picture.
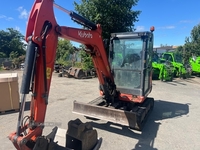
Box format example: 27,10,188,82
0,70,200,150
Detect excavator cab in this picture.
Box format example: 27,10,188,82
73,30,155,131
109,31,154,97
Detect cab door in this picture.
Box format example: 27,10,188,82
143,36,153,95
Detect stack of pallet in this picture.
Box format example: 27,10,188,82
0,73,20,114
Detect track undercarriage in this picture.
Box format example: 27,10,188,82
73,97,154,131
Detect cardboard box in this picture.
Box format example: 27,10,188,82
0,73,20,112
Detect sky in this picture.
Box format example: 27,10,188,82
0,0,199,48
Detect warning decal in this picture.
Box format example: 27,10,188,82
46,67,51,79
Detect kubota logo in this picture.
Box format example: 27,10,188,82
78,31,93,38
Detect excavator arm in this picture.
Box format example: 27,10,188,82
9,0,114,149
57,26,116,99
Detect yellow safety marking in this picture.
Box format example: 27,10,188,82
107,66,110,72
46,67,51,79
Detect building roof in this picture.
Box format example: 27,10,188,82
153,46,178,50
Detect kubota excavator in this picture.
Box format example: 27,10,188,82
9,0,155,149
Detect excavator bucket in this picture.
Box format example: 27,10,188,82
68,67,86,79
66,67,96,79
73,97,154,130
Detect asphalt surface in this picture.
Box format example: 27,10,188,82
0,70,200,150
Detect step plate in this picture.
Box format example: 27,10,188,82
73,97,154,130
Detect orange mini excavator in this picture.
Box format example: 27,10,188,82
9,0,155,149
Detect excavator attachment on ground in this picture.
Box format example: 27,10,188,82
59,67,96,79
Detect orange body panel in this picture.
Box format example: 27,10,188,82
9,0,58,149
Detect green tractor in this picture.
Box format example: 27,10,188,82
161,52,189,78
189,56,200,75
152,53,174,81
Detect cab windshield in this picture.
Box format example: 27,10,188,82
111,38,143,69
174,54,183,63
110,38,143,89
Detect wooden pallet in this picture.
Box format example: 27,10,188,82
0,108,19,114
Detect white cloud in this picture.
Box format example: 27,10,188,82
15,26,20,31
17,6,23,12
180,20,193,23
0,15,6,18
6,17,13,21
17,6,28,19
181,26,187,30
0,15,13,21
135,26,145,31
20,9,28,19
166,26,175,29
157,26,175,29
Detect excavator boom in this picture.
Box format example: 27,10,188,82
9,0,113,149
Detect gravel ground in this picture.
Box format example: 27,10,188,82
0,70,200,150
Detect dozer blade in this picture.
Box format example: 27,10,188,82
73,97,154,130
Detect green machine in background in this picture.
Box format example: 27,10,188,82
161,52,189,78
190,56,200,75
152,53,174,81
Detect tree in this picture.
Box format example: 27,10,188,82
175,23,200,64
73,0,140,70
175,44,190,64
9,51,19,60
187,23,200,56
56,38,74,65
78,45,94,71
185,24,200,55
190,24,200,43
0,52,6,58
74,0,141,40
0,28,26,58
